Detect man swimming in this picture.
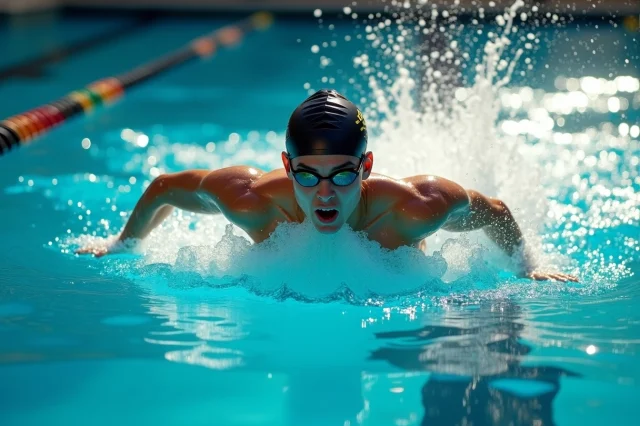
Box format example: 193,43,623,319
77,89,577,282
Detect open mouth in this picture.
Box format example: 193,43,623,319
315,208,339,223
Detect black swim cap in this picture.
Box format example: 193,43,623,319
285,89,367,158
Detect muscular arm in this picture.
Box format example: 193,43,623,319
117,170,218,243
77,167,273,256
404,176,577,282
444,189,577,281
442,190,524,257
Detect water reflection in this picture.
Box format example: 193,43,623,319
144,296,249,369
370,301,581,426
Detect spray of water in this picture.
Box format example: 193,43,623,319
14,0,630,305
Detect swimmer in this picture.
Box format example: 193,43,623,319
77,89,577,282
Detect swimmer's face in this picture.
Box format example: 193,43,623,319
282,152,373,233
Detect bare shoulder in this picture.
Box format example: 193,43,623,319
250,168,293,197
199,166,296,224
198,166,256,199
198,166,273,214
365,173,468,209
401,174,470,210
364,174,470,239
200,165,265,188
200,166,294,200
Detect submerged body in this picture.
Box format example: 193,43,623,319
78,89,576,282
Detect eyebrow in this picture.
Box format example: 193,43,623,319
295,161,356,172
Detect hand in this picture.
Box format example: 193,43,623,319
75,238,132,258
75,246,111,257
526,270,578,282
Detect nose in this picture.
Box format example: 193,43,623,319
317,194,334,202
316,180,335,202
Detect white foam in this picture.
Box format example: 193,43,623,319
47,1,634,305
354,0,555,274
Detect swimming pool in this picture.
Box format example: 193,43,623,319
0,5,639,425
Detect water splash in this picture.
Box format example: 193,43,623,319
13,0,632,304
103,220,454,303
326,0,635,285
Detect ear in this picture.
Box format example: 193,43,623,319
281,152,292,177
362,151,373,180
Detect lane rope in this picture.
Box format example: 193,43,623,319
0,11,273,156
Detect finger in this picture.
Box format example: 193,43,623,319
559,273,579,282
530,273,548,281
76,248,104,257
545,274,561,282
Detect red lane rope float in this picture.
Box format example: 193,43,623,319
0,11,273,156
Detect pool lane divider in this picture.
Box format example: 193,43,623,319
0,11,273,156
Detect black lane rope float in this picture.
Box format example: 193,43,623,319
0,12,273,156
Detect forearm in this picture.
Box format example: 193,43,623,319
418,183,577,282
76,169,260,258
482,201,524,257
483,201,538,273
444,191,534,271
117,189,171,243
115,171,225,245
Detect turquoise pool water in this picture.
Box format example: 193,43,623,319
0,6,639,425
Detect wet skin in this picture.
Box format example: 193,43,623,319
77,151,578,283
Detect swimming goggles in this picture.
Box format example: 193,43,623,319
289,155,365,187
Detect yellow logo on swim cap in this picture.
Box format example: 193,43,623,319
355,109,366,132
